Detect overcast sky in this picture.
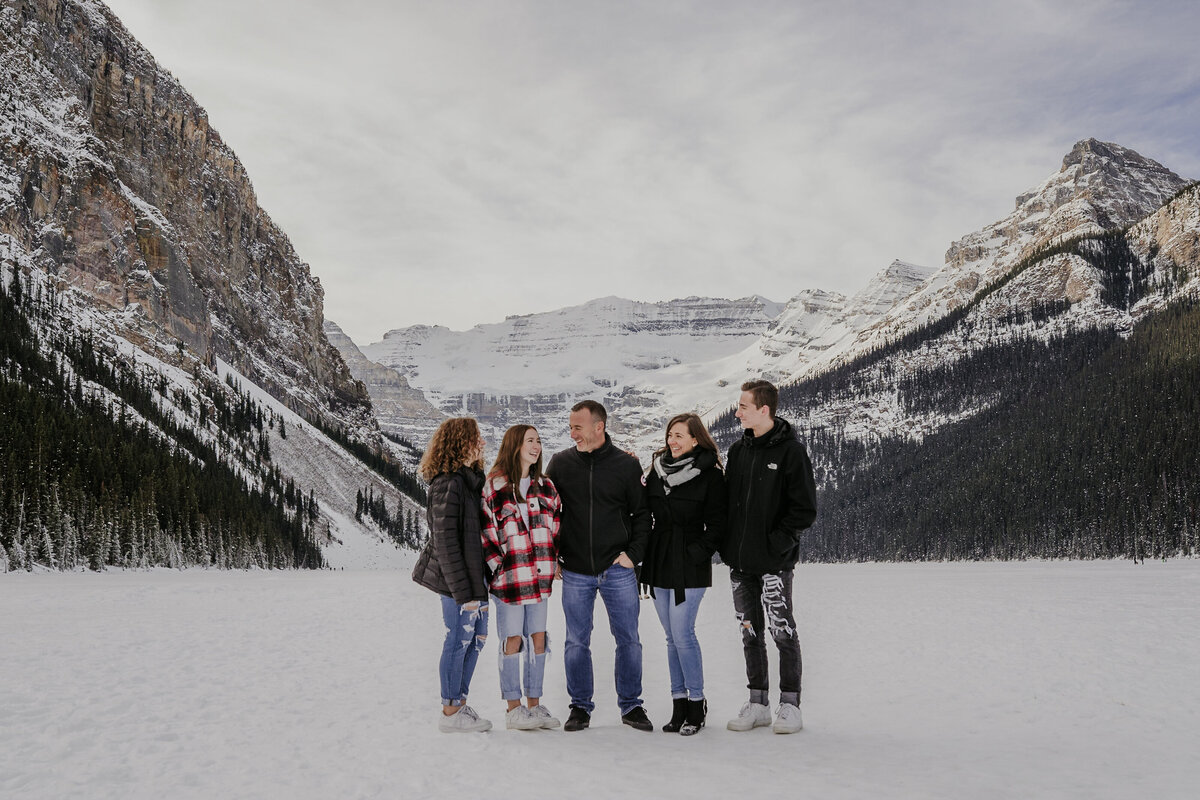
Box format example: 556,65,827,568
101,0,1200,346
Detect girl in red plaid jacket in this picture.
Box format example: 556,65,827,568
481,425,562,730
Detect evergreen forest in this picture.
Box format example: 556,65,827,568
715,282,1200,562
1,269,325,571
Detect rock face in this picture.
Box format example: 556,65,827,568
773,173,1200,448
1,0,368,429
361,139,1194,458
736,260,936,385
1126,183,1200,282
362,295,785,450
848,139,1191,360
323,320,444,445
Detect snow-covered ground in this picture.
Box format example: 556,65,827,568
3,561,1196,799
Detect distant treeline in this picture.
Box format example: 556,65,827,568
712,238,1199,562
1,270,324,571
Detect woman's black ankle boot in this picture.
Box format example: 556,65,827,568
662,698,688,732
680,699,707,736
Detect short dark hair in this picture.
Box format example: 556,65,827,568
571,399,607,427
740,380,778,417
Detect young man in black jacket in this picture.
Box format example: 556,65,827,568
720,380,817,734
546,400,653,732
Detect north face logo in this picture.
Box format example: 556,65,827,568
767,463,779,470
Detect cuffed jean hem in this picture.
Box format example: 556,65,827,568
439,596,488,707
498,645,548,700
780,691,800,707
750,689,769,706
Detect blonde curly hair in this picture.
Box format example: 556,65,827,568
419,417,484,481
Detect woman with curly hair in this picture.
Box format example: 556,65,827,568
481,425,562,730
642,413,727,736
412,416,492,732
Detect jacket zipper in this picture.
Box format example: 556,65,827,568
737,449,760,567
588,461,595,575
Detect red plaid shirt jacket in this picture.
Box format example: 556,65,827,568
481,474,561,605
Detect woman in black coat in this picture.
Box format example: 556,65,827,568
412,416,492,733
642,413,727,736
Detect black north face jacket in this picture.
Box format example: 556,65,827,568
720,417,817,575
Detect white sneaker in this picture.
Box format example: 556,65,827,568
505,705,543,730
726,701,772,731
773,702,803,734
528,704,561,729
439,705,492,733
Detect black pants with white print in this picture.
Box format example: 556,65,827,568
730,567,802,707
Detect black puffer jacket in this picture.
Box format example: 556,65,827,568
642,448,727,605
721,417,817,575
412,466,488,604
546,434,650,576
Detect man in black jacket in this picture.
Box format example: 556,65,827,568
721,380,817,735
546,400,653,732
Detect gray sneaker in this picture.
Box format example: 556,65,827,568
773,702,804,734
528,704,561,729
505,705,543,730
439,705,492,733
726,701,772,731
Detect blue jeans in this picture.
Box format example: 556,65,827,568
561,565,643,715
493,596,550,701
652,586,706,700
439,596,488,706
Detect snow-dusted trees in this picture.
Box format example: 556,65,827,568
713,293,1200,562
356,485,422,549
0,269,325,572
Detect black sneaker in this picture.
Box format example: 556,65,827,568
564,706,591,732
621,706,653,731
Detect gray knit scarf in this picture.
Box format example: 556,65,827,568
652,452,703,494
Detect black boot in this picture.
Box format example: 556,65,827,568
679,699,707,736
662,698,687,733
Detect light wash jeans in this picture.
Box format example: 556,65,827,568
651,586,706,700
493,596,550,701
439,595,488,706
561,564,643,715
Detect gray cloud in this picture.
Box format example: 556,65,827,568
103,0,1200,345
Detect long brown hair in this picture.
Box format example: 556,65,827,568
654,413,722,467
419,417,484,481
488,424,544,500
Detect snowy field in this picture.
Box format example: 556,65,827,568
3,560,1197,799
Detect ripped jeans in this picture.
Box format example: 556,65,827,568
730,568,802,707
493,596,550,701
439,596,488,706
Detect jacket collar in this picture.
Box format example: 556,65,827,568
576,432,614,462
457,465,485,491
742,417,792,449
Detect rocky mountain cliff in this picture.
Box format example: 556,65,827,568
348,139,1193,460
347,261,936,454
323,320,444,448
2,0,419,568
725,260,936,385
844,139,1190,361
1,0,367,428
762,179,1200,449
361,294,785,450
